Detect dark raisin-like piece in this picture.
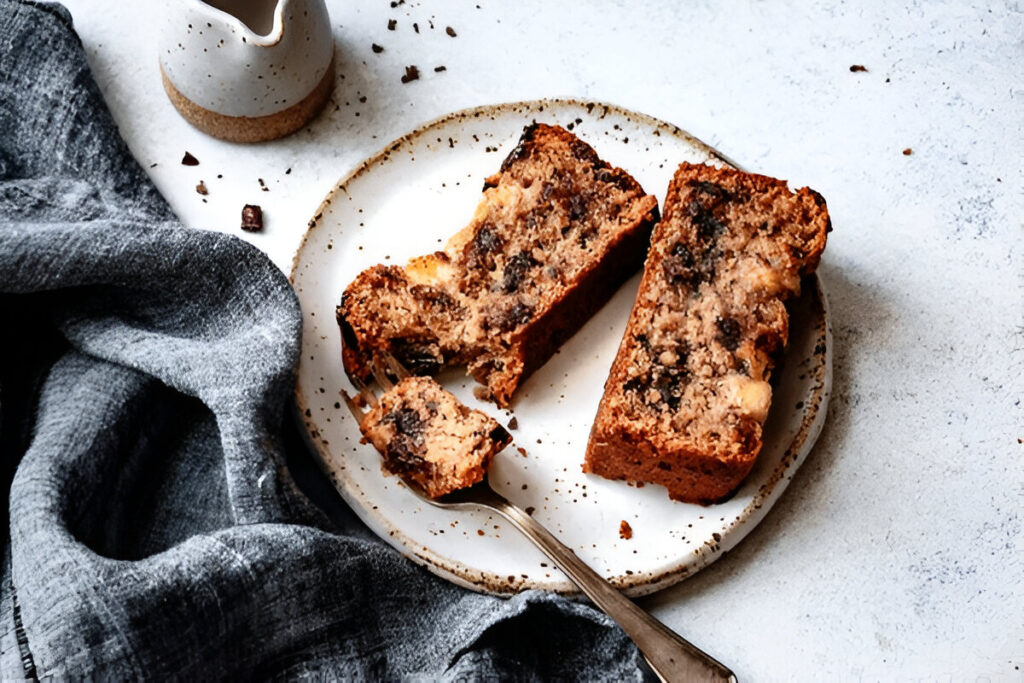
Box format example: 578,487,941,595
688,201,726,241
651,372,682,410
716,317,742,352
689,180,732,200
663,242,700,288
382,407,428,474
568,193,587,221
241,204,263,232
466,224,502,270
489,302,534,332
409,284,457,311
384,406,425,437
390,339,442,375
596,167,638,193
487,424,512,447
498,251,538,294
577,227,597,249
623,376,644,394
384,436,428,475
540,181,554,202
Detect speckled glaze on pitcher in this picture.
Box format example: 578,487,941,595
159,0,334,143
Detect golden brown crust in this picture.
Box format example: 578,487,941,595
337,123,659,407
584,162,830,504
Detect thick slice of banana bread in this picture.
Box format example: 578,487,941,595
338,123,659,407
358,376,512,498
584,163,830,504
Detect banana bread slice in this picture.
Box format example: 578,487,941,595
584,163,830,504
338,123,659,407
358,376,512,498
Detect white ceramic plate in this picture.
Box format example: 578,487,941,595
290,99,831,597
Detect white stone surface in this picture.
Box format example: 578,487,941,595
59,0,1023,679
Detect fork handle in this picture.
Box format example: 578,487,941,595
491,499,737,683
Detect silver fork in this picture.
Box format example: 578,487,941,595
343,354,737,683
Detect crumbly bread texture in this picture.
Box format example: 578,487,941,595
338,123,659,407
359,376,512,498
584,163,830,504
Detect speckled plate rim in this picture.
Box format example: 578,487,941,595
289,98,832,597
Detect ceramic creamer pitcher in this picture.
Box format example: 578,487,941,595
159,0,334,142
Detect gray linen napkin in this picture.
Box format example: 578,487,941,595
0,1,649,679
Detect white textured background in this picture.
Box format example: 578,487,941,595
62,1,1023,679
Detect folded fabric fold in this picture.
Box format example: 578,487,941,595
0,1,646,679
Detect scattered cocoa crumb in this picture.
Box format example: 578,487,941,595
516,446,528,458
434,65,447,72
241,204,263,232
389,0,404,6
476,529,484,536
413,22,419,33
358,95,367,103
149,162,158,168
445,26,457,37
181,151,199,166
525,506,535,515
195,180,208,195
387,19,396,30
401,65,420,83
258,178,269,191
507,416,518,430
372,43,384,53
619,520,633,540
902,147,913,156
849,64,868,72
285,167,292,175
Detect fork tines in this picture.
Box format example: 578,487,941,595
342,352,415,422
380,351,412,381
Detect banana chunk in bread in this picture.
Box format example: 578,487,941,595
358,376,512,498
584,163,830,504
338,123,659,407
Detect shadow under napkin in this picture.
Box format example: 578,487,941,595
0,2,649,679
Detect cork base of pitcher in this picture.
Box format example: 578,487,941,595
160,57,335,143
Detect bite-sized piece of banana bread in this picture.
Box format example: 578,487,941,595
338,123,659,407
584,163,830,504
358,376,512,498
